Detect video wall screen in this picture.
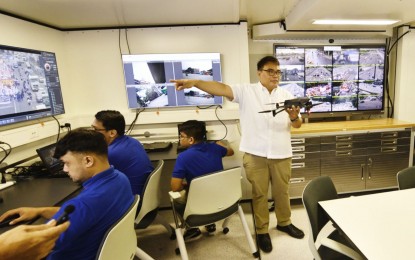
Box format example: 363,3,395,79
274,45,385,113
122,53,223,109
0,45,65,126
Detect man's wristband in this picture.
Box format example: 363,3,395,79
290,116,299,122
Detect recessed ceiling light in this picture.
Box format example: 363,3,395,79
312,19,399,25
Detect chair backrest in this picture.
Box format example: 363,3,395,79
302,176,338,241
397,166,415,190
135,160,164,227
183,167,242,225
96,195,139,260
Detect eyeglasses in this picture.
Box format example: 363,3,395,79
90,126,107,132
261,69,282,76
179,135,190,139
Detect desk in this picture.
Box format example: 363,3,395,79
0,178,81,232
319,189,415,260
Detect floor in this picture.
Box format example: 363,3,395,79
135,200,314,259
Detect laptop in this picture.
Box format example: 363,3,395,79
36,143,67,178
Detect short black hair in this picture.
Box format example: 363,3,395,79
54,129,108,159
178,120,206,142
257,56,280,71
95,110,126,136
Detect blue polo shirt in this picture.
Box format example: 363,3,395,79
108,135,154,196
172,142,227,184
47,167,134,260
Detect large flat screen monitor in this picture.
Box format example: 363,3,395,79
0,45,65,126
274,44,385,115
122,53,223,109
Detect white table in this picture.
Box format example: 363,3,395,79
319,188,415,260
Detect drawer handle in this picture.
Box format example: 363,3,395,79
290,177,305,184
336,136,352,141
292,162,305,168
292,146,305,152
291,138,305,144
382,132,398,138
292,153,305,160
382,140,397,145
336,150,352,156
381,147,397,153
336,143,352,149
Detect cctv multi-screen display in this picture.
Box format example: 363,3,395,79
122,53,223,109
0,45,65,126
274,44,385,114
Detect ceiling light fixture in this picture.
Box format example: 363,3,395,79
312,19,399,25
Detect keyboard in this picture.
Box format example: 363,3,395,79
143,142,173,153
0,181,16,191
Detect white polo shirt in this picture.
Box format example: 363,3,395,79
230,82,299,159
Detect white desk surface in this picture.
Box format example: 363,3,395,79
319,188,415,260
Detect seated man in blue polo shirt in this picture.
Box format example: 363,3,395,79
92,110,154,196
171,120,234,240
0,130,134,260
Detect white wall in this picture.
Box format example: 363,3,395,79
394,27,415,123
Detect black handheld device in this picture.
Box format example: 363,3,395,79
55,205,75,225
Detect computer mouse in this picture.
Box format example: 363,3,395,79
0,214,20,228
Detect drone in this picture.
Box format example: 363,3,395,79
258,97,322,117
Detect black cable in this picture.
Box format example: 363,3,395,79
125,28,131,54
52,115,61,142
118,29,122,55
0,141,12,184
214,105,228,141
385,29,411,118
126,108,145,135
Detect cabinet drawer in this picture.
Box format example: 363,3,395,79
367,145,410,155
321,140,378,151
320,133,369,143
321,148,366,158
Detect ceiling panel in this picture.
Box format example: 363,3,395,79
0,0,413,30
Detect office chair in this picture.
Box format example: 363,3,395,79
96,195,154,260
397,166,415,190
135,160,175,239
302,176,363,260
169,167,259,260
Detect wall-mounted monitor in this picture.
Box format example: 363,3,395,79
122,53,223,109
274,44,385,116
0,45,65,126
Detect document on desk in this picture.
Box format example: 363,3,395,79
0,181,16,191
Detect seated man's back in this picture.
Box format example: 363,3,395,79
47,167,133,260
109,135,154,196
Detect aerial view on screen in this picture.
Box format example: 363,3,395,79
0,51,49,115
122,53,223,109
276,45,385,113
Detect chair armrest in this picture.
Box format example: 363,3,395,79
321,237,364,260
168,191,182,200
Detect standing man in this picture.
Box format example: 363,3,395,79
92,110,154,196
0,130,134,259
171,56,304,253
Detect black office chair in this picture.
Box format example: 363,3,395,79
397,166,415,190
302,176,363,260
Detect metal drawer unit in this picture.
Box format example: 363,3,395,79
289,136,320,198
320,133,376,193
365,129,411,190
320,129,412,193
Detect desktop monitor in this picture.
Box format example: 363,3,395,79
274,44,385,116
122,53,223,109
0,44,65,126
